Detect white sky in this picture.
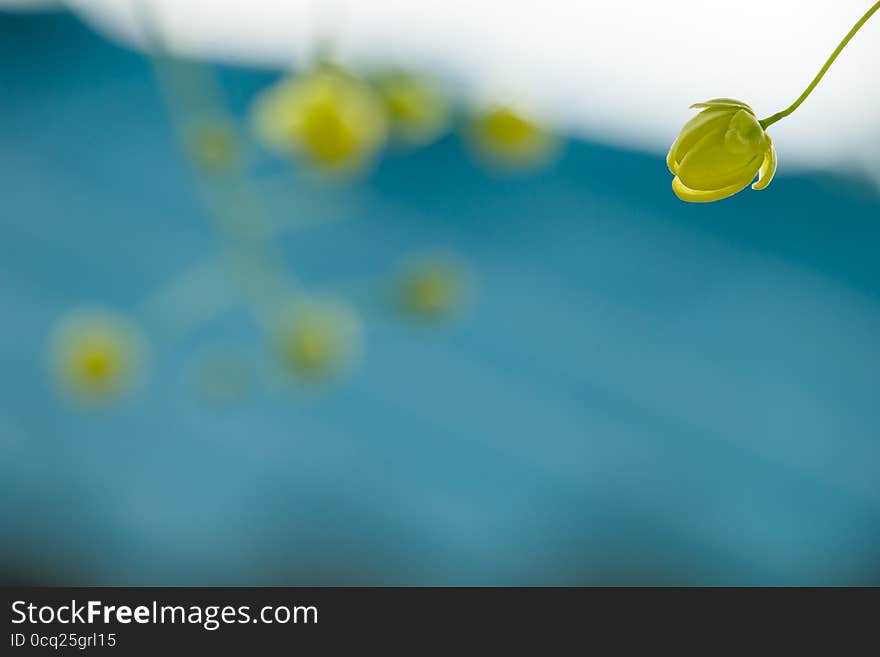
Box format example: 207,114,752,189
6,0,880,172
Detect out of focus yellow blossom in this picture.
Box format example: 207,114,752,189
373,71,450,147
48,308,147,405
271,299,361,381
252,67,387,175
467,105,557,171
186,117,239,172
396,253,472,321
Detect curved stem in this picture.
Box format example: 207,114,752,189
760,1,880,129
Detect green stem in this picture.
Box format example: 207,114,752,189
760,1,880,129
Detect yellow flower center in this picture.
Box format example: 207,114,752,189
405,275,453,316
82,349,112,379
481,109,536,145
386,87,427,125
301,101,356,164
70,340,125,393
48,309,144,405
287,328,333,374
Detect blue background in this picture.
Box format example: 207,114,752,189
2,10,879,585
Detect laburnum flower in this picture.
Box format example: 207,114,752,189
667,98,777,203
666,2,880,202
48,308,147,405
271,299,361,382
252,67,387,175
467,105,558,171
373,71,450,147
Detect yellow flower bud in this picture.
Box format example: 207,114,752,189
48,308,147,405
251,68,387,175
667,99,777,203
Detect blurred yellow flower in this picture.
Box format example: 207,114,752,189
396,254,471,321
252,68,387,175
467,105,557,171
271,299,361,381
373,72,450,147
48,308,147,405
667,99,776,203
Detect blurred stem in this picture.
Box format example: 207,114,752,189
136,258,238,346
133,0,295,330
760,1,880,129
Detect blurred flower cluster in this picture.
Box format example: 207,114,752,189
252,63,559,177
47,55,561,407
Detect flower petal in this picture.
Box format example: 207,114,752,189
723,109,766,155
751,137,777,191
690,98,754,114
666,146,678,174
672,176,752,203
676,128,763,191
668,108,730,171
